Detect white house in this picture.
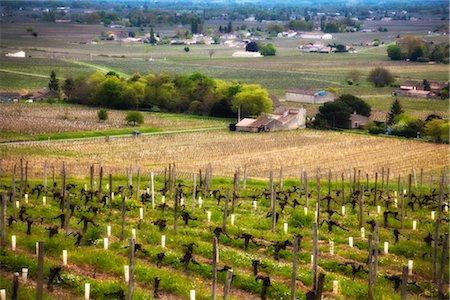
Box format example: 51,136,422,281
300,32,333,40
5,51,26,58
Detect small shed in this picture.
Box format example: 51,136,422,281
348,113,369,129
5,51,26,58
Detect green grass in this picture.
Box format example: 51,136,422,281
0,173,446,299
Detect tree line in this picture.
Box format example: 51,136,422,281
58,71,272,118
387,36,449,63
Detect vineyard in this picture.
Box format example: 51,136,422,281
1,129,448,180
0,160,448,299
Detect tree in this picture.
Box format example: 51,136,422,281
337,94,371,116
397,36,426,59
97,109,108,122
184,47,190,52
62,78,75,99
315,101,352,128
387,44,403,60
388,98,404,125
125,111,144,126
48,70,59,92
424,119,449,143
245,41,259,52
368,67,394,87
231,84,272,117
149,27,157,44
259,43,276,56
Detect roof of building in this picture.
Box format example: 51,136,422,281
286,88,317,96
349,113,370,122
249,116,279,128
400,80,422,87
236,118,256,127
270,95,282,108
31,89,59,99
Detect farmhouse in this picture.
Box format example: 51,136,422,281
5,51,26,58
31,89,60,101
394,80,447,99
348,112,369,129
285,88,336,104
235,107,306,132
300,32,333,40
0,91,26,102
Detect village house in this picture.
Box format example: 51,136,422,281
235,106,306,132
285,88,336,104
348,112,369,129
394,80,447,99
0,91,26,102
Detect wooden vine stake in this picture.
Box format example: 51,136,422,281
127,238,135,300
11,272,19,300
120,192,126,241
432,172,444,282
368,234,374,300
438,233,449,299
401,265,408,300
36,241,44,300
212,237,218,300
192,173,196,214
223,269,233,300
0,193,5,247
312,222,318,292
109,173,113,216
290,235,300,300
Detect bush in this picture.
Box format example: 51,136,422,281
366,121,386,134
387,44,403,60
125,111,144,126
259,43,276,56
368,67,394,87
97,109,108,121
416,57,430,63
184,47,190,52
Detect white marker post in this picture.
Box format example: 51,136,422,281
84,283,90,300
139,207,144,220
231,214,235,225
104,238,109,250
15,201,19,209
284,223,288,234
22,268,28,282
408,260,413,275
329,241,334,255
124,265,129,282
107,225,111,237
151,172,155,209
377,205,381,214
207,211,212,223
431,211,435,220
0,289,5,300
341,206,345,216
361,227,365,239
161,235,166,248
304,207,308,216
161,196,165,204
132,229,136,240
198,197,203,208
349,237,353,248
412,220,417,230
384,242,389,254
35,242,39,255
333,280,338,295
11,235,16,251
253,200,257,210
43,196,46,206
24,194,28,203
180,197,184,206
190,290,196,300
63,250,67,266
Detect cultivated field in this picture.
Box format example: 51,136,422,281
1,129,448,180
0,161,447,299
0,103,230,142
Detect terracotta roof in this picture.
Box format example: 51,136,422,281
249,116,279,128
270,95,282,108
349,113,369,122
400,80,421,87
